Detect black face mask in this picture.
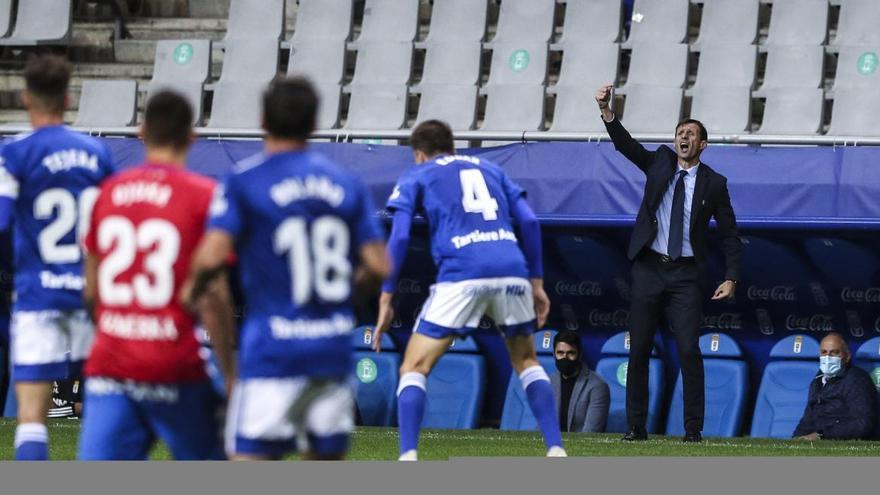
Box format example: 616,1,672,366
555,358,581,377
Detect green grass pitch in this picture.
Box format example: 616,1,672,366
1,420,879,459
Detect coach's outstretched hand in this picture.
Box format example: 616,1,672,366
532,279,550,329
594,84,614,122
373,292,395,352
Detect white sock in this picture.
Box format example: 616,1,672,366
15,423,48,448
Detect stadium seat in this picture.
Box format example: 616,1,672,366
0,0,12,38
75,80,138,128
147,83,205,126
595,331,665,434
424,0,488,43
759,45,825,91
556,43,619,88
148,39,212,125
624,0,690,46
693,45,757,88
313,83,343,129
750,334,821,439
351,41,414,86
357,0,420,43
693,0,759,48
828,89,880,136
689,86,752,135
223,0,284,41
764,0,828,46
208,83,264,129
666,333,749,438
290,0,353,42
500,330,559,431
487,42,549,86
422,335,486,429
491,0,556,44
832,46,880,91
624,43,689,88
0,0,71,45
416,84,478,131
216,39,279,84
757,88,824,135
550,86,613,133
346,84,408,130
557,0,622,45
854,337,880,382
288,40,347,84
832,0,880,46
351,326,400,427
481,85,546,132
620,85,683,134
420,41,482,86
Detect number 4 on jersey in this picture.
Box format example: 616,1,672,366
459,169,498,221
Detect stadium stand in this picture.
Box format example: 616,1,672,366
832,0,880,46
415,84,478,131
854,337,880,439
208,38,279,128
758,88,825,135
556,0,621,45
689,86,751,134
758,45,825,91
352,327,400,427
356,0,420,43
666,333,749,438
623,0,689,46
832,45,880,90
693,45,757,88
422,0,488,43
351,41,414,86
481,84,545,132
222,0,284,42
750,334,821,439
620,85,683,134
346,84,408,130
0,0,72,45
595,332,665,434
764,0,828,46
549,43,619,132
624,43,689,88
422,335,486,430
692,0,758,48
827,89,880,136
290,0,353,42
491,0,555,44
0,0,11,39
499,330,558,431
147,39,212,124
287,39,347,129
75,79,138,127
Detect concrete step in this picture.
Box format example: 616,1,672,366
115,39,227,64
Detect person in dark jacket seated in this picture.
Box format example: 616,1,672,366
550,330,610,433
793,332,878,440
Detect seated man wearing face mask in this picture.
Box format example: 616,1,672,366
550,330,610,433
793,332,879,441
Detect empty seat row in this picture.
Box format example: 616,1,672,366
0,0,71,45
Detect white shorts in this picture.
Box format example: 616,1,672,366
414,277,537,339
11,309,94,381
226,377,355,458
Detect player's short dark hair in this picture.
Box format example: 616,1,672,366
676,118,708,142
262,77,317,140
553,330,582,356
23,54,72,115
143,91,194,151
410,120,455,157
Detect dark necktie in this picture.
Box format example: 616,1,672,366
667,170,688,260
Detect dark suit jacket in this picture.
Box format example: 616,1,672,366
604,117,742,282
792,366,879,440
550,367,610,433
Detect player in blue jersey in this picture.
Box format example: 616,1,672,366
373,120,566,460
0,55,114,460
186,77,389,460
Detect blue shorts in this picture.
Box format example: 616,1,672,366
78,378,224,460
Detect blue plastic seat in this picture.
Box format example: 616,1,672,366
854,337,880,438
666,333,748,438
500,330,558,431
422,335,485,429
594,332,665,434
351,326,400,426
750,334,821,439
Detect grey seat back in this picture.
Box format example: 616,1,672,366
351,41,413,85
416,84,478,131
625,43,689,88
557,43,619,88
152,39,212,84
346,84,408,130
481,85,546,131
75,80,138,127
758,88,824,135
208,82,264,129
0,0,71,44
146,83,204,126
314,83,343,129
765,0,828,46
694,0,759,47
492,0,556,43
291,0,353,41
358,0,420,42
626,0,689,45
694,45,757,88
833,45,880,91
558,0,622,45
689,86,752,135
426,0,488,42
550,85,611,133
488,42,549,86
0,0,12,38
761,45,824,90
421,41,482,86
620,85,683,134
225,0,284,40
218,39,279,83
288,40,347,84
828,89,880,136
833,0,880,46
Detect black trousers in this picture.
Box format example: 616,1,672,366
627,250,705,432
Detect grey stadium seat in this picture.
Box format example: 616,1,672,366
0,0,71,45
224,0,284,41
693,0,759,48
487,42,549,86
832,45,880,91
357,0,420,43
759,45,825,91
217,39,279,83
149,40,212,125
828,89,880,136
765,0,828,46
420,41,482,86
758,88,824,135
288,40,347,84
0,0,12,38
416,84,478,131
833,0,880,46
147,83,205,126
625,0,689,46
346,84,408,130
492,0,556,44
550,85,612,133
425,0,488,42
620,85,683,134
207,82,264,128
291,0,353,42
689,86,752,135
557,0,622,45
314,83,343,129
625,43,689,88
75,80,138,127
351,41,413,86
556,43,619,88
481,85,546,131
694,45,757,88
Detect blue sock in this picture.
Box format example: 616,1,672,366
15,423,49,461
397,372,427,455
521,366,563,450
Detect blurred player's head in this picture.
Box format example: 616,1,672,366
410,120,455,164
22,54,72,121
141,90,195,163
674,119,708,164
262,77,317,144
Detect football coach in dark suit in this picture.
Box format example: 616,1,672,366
594,85,742,442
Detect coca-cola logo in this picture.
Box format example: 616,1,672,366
840,287,880,303
701,313,742,330
746,285,796,302
397,279,423,295
873,316,880,333
587,309,629,327
555,281,603,297
785,314,834,332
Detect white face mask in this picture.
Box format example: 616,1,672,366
819,355,843,378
